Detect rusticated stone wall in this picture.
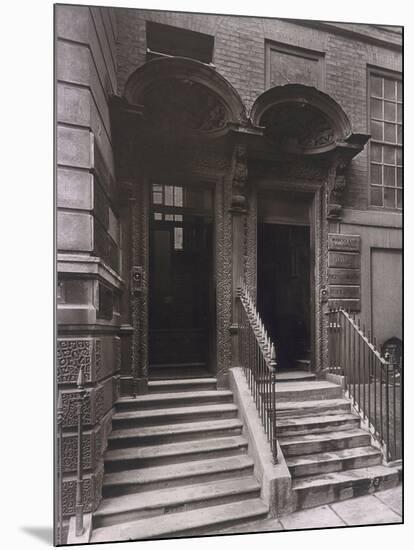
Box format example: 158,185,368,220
55,4,123,540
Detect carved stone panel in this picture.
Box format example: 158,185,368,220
57,338,102,384
60,389,93,428
61,477,93,516
61,432,94,473
57,339,92,384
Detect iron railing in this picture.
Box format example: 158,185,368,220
327,308,401,462
237,282,278,463
56,366,87,544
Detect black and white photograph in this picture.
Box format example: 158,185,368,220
53,2,403,546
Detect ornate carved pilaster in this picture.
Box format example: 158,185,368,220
245,187,257,298
318,181,330,375
230,144,248,213
129,177,149,394
216,176,233,387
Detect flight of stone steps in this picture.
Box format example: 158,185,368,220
90,377,268,543
275,373,400,511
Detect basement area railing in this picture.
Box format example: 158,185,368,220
327,308,401,462
237,282,278,463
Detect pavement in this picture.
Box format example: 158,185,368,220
216,485,402,534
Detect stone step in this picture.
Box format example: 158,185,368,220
94,477,261,528
102,455,255,497
116,390,234,411
276,398,351,418
91,498,269,542
276,413,360,437
104,436,248,471
276,370,316,382
149,366,211,380
286,446,382,478
112,403,239,429
275,381,343,402
108,418,244,449
295,359,311,369
148,378,217,393
279,429,372,457
292,465,399,510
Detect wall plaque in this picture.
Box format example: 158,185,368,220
328,233,360,252
328,233,361,311
328,299,360,311
328,268,360,285
329,285,360,299
328,251,360,269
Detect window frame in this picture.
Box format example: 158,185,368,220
145,21,215,67
367,66,402,211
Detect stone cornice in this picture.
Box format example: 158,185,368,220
284,19,402,52
57,254,124,289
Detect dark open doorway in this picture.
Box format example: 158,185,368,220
257,223,311,370
149,182,214,378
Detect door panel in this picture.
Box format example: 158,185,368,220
257,223,311,369
149,183,214,367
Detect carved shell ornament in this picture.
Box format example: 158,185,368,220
144,77,228,133
261,102,336,153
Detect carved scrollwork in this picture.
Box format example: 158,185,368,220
261,103,336,153
230,144,248,211
144,78,228,134
327,162,348,219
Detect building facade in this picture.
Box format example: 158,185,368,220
55,4,402,542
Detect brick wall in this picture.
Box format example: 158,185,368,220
114,9,401,209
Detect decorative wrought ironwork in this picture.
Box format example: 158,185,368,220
327,308,401,462
237,281,278,463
